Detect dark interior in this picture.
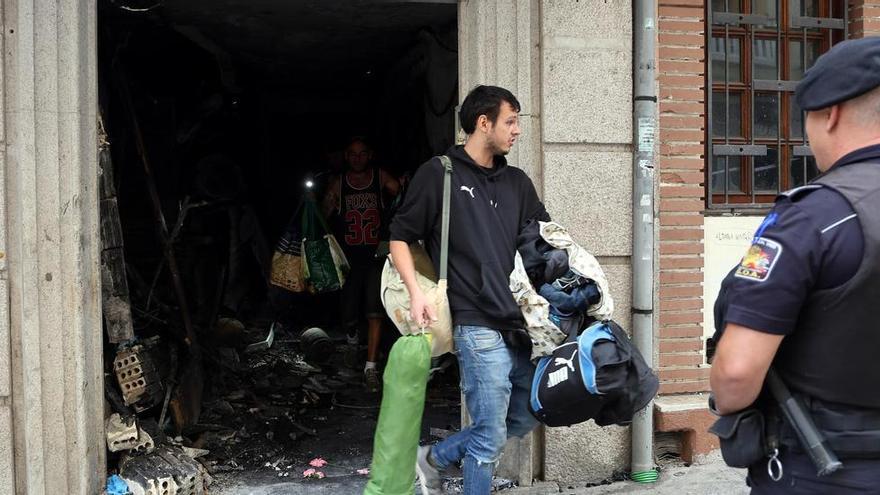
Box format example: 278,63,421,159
98,0,460,489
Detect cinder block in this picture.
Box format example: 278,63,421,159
106,413,155,454
121,446,211,495
106,413,139,452
114,339,165,412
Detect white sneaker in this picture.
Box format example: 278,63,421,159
415,445,442,495
364,368,381,393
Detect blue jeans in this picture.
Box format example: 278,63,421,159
430,325,538,494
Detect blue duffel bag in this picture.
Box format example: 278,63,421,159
529,320,659,427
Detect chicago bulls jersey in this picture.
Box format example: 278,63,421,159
338,168,385,262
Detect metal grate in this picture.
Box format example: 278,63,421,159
707,0,846,208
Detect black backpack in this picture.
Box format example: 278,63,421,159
529,320,659,427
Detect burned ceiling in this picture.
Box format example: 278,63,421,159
154,0,457,86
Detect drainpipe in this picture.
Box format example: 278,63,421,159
631,0,659,483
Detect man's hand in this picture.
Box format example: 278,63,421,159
389,240,438,328
409,289,438,329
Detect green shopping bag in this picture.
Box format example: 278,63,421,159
300,196,349,293
364,334,431,495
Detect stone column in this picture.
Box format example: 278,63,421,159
459,0,543,190
539,0,636,484
1,1,104,493
457,0,543,485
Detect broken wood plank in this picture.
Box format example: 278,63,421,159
115,67,199,350
99,120,115,199
99,122,135,343
170,356,204,434
100,198,124,250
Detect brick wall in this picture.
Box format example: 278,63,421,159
850,0,880,37
653,0,874,397
657,0,709,395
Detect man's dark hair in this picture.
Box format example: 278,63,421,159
346,135,370,150
458,85,521,134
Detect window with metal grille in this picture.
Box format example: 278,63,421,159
707,0,846,208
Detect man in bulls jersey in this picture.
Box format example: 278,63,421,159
324,137,399,391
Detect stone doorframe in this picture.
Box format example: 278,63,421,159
0,1,546,492
1,0,105,493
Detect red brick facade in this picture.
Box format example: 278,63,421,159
654,0,877,398
850,0,880,37
653,0,878,460
657,0,708,395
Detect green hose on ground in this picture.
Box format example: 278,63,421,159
631,469,659,483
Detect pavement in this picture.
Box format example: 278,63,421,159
213,452,750,495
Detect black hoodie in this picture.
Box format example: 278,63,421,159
389,145,549,332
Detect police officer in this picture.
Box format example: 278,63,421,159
710,37,880,493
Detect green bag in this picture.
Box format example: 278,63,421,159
364,334,431,495
300,197,349,293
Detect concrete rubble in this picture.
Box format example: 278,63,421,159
120,446,213,495
114,338,166,412
107,413,155,454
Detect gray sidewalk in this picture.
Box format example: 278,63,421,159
506,453,749,495
214,452,750,495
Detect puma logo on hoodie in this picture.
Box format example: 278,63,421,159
389,146,550,333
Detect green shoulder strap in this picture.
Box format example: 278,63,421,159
438,155,453,281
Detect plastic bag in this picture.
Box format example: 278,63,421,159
302,234,348,293
364,334,431,495
269,207,307,293
299,197,349,294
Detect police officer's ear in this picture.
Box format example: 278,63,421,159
825,105,841,132
809,105,840,134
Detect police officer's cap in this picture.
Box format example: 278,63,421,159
795,37,880,111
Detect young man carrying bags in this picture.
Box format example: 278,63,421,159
324,137,400,391
389,85,549,495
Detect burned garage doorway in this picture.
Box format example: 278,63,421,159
98,0,459,492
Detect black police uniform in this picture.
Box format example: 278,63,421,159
713,37,880,494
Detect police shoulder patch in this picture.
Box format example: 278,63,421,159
735,237,783,282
